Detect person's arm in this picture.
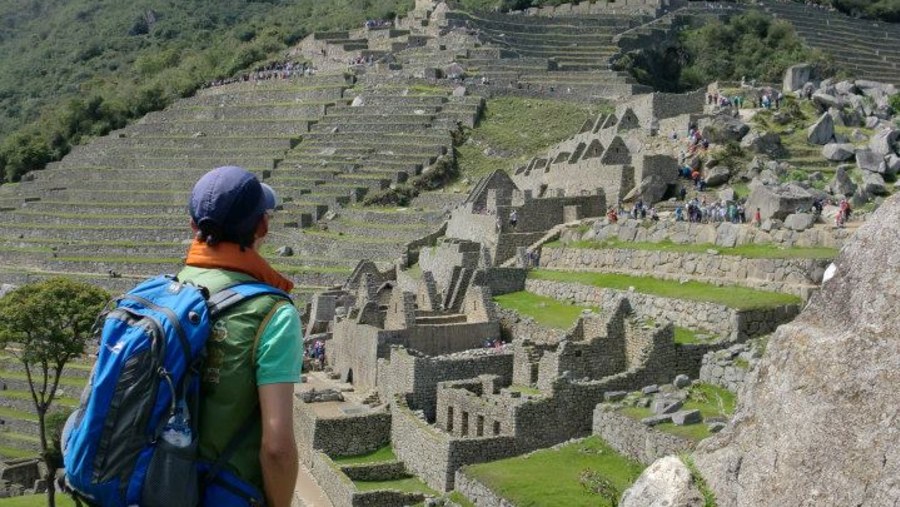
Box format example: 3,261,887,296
258,383,298,507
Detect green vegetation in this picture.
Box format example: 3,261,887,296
353,476,436,495
674,327,714,345
0,0,411,184
332,445,397,465
507,385,543,396
621,383,737,441
493,291,599,329
681,455,718,507
529,270,802,310
464,436,644,507
455,97,604,183
0,495,76,507
547,237,838,260
800,0,900,22
0,446,38,460
447,492,476,507
617,10,831,92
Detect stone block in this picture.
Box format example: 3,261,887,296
604,390,628,402
784,213,816,231
673,374,691,389
653,399,684,415
807,113,835,145
641,414,672,426
641,384,660,395
671,410,703,426
821,143,855,162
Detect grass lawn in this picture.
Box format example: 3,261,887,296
353,476,436,495
674,327,716,345
546,238,838,260
620,383,736,442
331,445,397,465
464,436,644,507
0,495,77,506
0,446,38,460
507,385,543,396
447,491,476,507
494,291,599,329
528,270,802,310
456,97,606,182
0,370,87,389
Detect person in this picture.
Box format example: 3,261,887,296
182,166,301,507
754,207,762,227
509,209,518,229
607,207,618,224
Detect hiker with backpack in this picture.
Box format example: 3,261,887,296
63,166,302,507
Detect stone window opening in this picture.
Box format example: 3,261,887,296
461,412,469,436
493,421,501,435
447,406,454,432
476,415,484,437
575,350,583,358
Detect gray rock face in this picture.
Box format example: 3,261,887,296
620,456,704,507
856,149,883,173
746,183,815,221
692,194,900,507
700,115,750,143
0,284,17,298
807,112,835,145
812,93,841,110
624,175,668,205
671,410,702,426
829,165,857,197
862,171,888,196
783,213,816,231
868,128,899,157
275,246,294,257
884,154,900,177
821,143,856,162
783,63,812,93
704,166,731,187
741,131,785,157
673,374,691,389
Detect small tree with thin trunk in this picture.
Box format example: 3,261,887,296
0,277,107,507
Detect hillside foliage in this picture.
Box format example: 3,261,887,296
616,10,832,92
799,0,900,22
0,0,411,184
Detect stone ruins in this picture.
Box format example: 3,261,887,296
0,0,897,505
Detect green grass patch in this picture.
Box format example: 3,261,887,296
464,436,644,507
331,445,397,465
456,97,607,182
447,491,476,507
0,447,39,460
621,383,736,442
353,476,436,495
674,327,714,345
529,270,802,310
507,385,543,396
547,238,837,260
0,431,40,444
0,390,79,407
493,291,598,329
0,494,77,506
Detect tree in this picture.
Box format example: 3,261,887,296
0,278,108,507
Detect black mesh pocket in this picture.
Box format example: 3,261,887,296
142,438,200,507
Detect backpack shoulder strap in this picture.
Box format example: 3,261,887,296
207,282,292,319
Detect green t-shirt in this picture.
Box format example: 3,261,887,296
177,265,302,489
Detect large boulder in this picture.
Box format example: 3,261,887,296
868,128,899,157
855,149,883,173
862,171,888,196
828,165,857,197
691,194,900,507
624,175,668,205
783,63,813,93
812,92,841,110
699,115,750,143
821,143,855,162
620,456,704,507
741,131,785,157
807,112,835,145
783,212,816,231
745,183,815,221
704,166,731,187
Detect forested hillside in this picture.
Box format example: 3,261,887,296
0,0,411,183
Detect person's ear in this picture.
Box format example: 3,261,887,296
255,214,269,239
190,219,199,234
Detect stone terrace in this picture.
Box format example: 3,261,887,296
0,72,473,300
761,0,900,85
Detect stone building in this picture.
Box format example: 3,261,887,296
512,91,706,204
444,170,605,265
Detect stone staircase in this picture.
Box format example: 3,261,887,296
760,0,900,85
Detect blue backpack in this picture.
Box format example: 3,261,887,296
62,275,291,507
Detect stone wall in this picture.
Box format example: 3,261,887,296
585,218,849,249
473,267,527,296
621,90,707,129
540,246,831,298
698,341,761,393
454,470,514,507
294,403,392,458
592,406,694,465
340,461,407,482
676,342,724,380
378,347,514,421
496,306,562,345
521,0,682,17
525,279,800,342
304,449,426,507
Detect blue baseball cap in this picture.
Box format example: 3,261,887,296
189,166,278,242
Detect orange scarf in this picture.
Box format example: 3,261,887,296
185,240,294,293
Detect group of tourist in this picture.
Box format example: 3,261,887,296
349,54,378,66
676,198,748,224
606,200,659,223
201,60,314,89
364,19,392,30
305,339,327,371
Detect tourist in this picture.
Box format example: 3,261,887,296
650,207,659,221
675,204,684,222
607,207,618,224
754,207,762,227
182,166,301,507
509,209,518,229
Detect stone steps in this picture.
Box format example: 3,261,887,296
143,103,335,121
309,121,432,134
1,210,183,228
0,431,41,453
83,137,296,151
195,73,352,93
184,86,347,106
123,119,313,138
